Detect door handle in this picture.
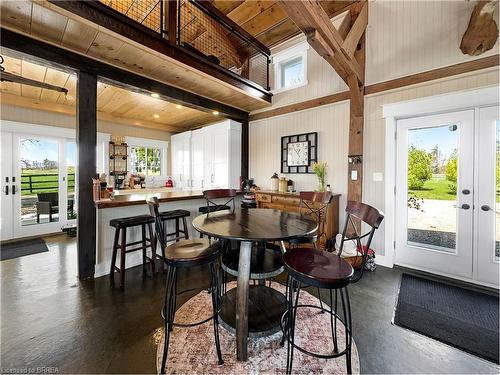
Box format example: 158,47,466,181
4,185,9,195
459,204,470,210
481,205,499,213
11,185,16,195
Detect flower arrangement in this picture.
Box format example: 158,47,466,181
312,161,327,192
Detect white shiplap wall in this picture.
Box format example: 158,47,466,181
366,0,499,84
250,101,350,223
249,0,500,256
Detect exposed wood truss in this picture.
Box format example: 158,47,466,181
282,0,368,206
460,0,499,56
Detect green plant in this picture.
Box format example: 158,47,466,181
408,146,433,190
312,161,327,192
445,152,458,194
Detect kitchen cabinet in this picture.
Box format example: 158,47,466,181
171,120,241,189
170,131,191,189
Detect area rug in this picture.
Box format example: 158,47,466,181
156,282,359,374
1,238,49,261
394,273,499,364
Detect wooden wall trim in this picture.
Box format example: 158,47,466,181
250,91,350,121
249,54,500,122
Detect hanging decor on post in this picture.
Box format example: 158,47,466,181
281,132,318,174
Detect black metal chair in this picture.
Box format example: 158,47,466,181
280,201,384,374
36,192,58,223
147,197,223,373
109,214,156,288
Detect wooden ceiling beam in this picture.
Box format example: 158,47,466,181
341,1,367,58
281,0,364,84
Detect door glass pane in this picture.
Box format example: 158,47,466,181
496,120,500,262
20,138,59,226
407,124,458,253
67,141,77,220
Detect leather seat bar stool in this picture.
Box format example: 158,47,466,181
109,214,156,288
147,197,223,373
280,201,384,374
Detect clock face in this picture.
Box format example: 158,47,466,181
287,141,309,166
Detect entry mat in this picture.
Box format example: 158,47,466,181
394,273,499,364
1,238,49,261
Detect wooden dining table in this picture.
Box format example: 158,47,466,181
192,208,318,361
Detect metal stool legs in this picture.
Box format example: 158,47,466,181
160,263,223,374
281,277,353,375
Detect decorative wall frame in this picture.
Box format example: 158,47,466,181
281,132,318,174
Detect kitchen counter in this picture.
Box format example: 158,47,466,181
95,189,205,209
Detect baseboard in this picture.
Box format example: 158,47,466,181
375,254,394,268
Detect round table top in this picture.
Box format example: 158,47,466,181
192,208,318,242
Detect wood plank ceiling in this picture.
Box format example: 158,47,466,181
0,0,271,117
0,54,221,132
211,0,358,48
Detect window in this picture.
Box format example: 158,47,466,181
273,41,309,93
130,146,162,176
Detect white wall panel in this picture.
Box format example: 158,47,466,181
250,101,350,223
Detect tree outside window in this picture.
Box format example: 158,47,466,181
131,146,161,176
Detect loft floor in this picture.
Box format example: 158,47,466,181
0,235,497,373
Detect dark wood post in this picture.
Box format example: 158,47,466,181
241,120,249,180
76,71,97,279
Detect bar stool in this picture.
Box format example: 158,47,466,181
109,214,156,288
147,197,224,373
159,209,190,241
199,189,236,216
280,201,384,374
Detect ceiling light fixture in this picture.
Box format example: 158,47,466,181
176,104,182,109
150,93,160,98
212,111,219,115
153,114,160,119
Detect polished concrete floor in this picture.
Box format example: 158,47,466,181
1,234,498,374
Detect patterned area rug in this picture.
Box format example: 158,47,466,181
156,282,360,374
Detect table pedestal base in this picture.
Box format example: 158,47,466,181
220,285,287,338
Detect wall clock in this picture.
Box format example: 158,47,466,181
281,132,317,174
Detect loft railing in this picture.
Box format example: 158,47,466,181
98,0,270,91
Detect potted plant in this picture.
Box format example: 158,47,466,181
312,162,327,192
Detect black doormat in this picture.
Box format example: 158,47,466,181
394,273,499,364
1,238,49,261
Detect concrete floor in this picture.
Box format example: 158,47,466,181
1,234,498,374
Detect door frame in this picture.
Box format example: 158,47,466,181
382,85,499,286
1,121,77,239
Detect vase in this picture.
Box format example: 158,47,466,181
318,179,326,192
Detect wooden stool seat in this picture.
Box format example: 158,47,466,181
283,248,353,289
164,238,221,267
110,214,154,228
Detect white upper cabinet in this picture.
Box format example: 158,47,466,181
170,131,191,189
171,120,241,190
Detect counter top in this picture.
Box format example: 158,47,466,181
95,190,205,209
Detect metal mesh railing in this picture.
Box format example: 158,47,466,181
100,0,162,33
98,0,269,90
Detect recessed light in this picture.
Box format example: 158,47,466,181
150,93,160,98
176,104,182,109
153,114,160,119
212,111,219,115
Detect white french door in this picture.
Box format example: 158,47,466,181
476,106,500,285
395,110,475,279
1,132,76,240
395,108,500,286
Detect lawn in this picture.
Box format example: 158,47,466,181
409,176,455,200
410,176,500,201
21,167,75,196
